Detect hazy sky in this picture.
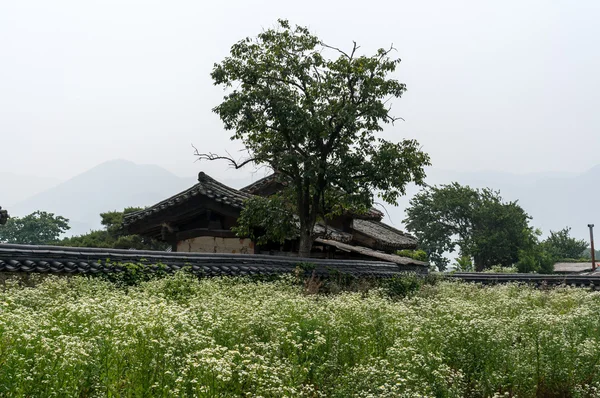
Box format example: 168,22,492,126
2,0,599,182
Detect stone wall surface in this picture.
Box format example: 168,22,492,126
177,237,254,254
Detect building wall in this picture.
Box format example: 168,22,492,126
177,236,254,254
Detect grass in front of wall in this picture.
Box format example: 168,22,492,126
1,273,600,397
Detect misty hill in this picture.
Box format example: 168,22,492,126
10,160,196,236
385,166,600,243
1,172,62,207
8,159,600,244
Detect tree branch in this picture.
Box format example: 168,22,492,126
192,144,256,169
321,42,351,59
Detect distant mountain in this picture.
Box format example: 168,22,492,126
384,166,600,243
7,159,600,244
10,159,196,236
0,172,62,207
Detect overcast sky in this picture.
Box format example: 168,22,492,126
2,0,599,182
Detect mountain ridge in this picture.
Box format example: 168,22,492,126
9,159,197,236
1,172,63,207
5,159,600,243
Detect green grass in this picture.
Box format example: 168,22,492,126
2,274,600,397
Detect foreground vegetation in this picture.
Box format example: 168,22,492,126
2,274,600,397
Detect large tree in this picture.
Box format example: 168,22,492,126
0,210,70,245
198,20,430,256
404,183,534,271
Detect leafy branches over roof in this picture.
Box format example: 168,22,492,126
201,19,430,255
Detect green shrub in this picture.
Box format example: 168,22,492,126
396,249,428,262
517,247,554,274
381,273,424,299
92,261,170,287
453,255,474,272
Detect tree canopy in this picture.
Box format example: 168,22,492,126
0,211,70,245
404,183,534,271
542,227,588,260
58,207,168,250
200,20,430,255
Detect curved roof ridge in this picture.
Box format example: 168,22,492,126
240,172,281,194
123,171,252,226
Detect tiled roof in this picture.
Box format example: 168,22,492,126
316,239,428,268
240,173,284,194
355,208,384,221
352,219,418,251
313,223,353,243
123,172,252,227
122,172,414,253
0,243,421,278
553,262,595,274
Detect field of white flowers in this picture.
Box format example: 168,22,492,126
2,273,600,397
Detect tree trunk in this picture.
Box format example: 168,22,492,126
298,228,313,258
474,255,485,272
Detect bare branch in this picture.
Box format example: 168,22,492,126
372,201,394,222
378,43,397,60
312,64,323,85
320,42,351,58
349,41,360,60
192,144,256,169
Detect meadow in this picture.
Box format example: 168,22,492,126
1,273,600,397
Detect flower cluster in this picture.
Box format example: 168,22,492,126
1,273,600,396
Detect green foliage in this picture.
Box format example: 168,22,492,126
207,20,430,254
58,207,168,250
542,227,588,260
454,255,474,272
517,246,555,274
512,227,587,274
395,249,428,262
3,276,600,396
582,247,600,261
232,195,297,245
404,183,534,271
0,210,70,244
380,273,424,299
92,262,171,287
140,270,197,302
296,262,316,272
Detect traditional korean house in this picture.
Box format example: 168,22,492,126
123,172,427,270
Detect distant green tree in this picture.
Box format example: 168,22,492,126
0,211,70,244
516,229,554,273
404,183,534,271
59,207,168,250
582,248,600,261
453,255,474,272
542,227,588,260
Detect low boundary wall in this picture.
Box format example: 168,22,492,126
448,272,600,289
0,244,428,278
